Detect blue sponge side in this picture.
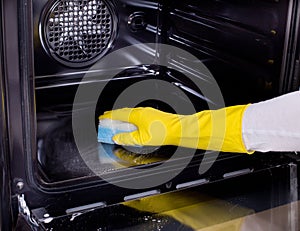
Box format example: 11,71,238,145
97,119,137,144
97,126,130,144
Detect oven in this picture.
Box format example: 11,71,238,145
0,0,300,230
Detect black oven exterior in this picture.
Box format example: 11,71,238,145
1,0,300,230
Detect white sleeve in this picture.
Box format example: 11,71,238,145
242,91,300,152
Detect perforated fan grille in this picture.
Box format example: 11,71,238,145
40,0,117,67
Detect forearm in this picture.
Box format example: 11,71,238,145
99,91,300,153
242,91,300,152
182,105,250,153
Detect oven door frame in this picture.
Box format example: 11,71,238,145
0,1,13,228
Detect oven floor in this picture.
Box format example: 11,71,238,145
38,118,95,181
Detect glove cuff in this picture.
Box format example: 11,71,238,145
178,105,253,154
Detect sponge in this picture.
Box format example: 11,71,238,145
97,119,137,144
98,119,160,154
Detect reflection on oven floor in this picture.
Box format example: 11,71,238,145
41,190,254,231
123,190,254,230
99,144,172,168
40,191,300,231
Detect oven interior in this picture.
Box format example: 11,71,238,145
32,0,295,193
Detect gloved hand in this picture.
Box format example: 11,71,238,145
99,105,252,153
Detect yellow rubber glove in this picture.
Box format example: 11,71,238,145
99,105,252,153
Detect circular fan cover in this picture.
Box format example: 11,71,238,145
40,0,118,67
